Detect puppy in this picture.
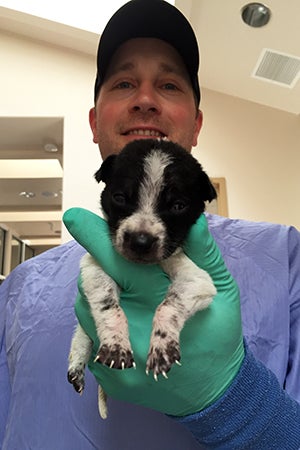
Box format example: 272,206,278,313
68,139,217,418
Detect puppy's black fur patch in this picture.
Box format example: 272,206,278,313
95,139,216,257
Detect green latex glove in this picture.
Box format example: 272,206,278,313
63,207,244,417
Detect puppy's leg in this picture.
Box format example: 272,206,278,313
80,253,135,370
68,323,93,393
68,323,108,418
146,251,216,379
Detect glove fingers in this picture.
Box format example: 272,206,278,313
64,208,169,295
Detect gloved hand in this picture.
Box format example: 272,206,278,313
63,207,244,417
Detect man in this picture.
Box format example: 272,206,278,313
1,1,300,449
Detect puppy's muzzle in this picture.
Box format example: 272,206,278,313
123,231,159,261
124,231,158,255
114,213,167,263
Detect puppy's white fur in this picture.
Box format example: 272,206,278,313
114,150,170,260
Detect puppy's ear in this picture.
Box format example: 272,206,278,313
94,154,117,184
199,171,217,202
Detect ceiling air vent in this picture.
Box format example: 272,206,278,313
252,48,300,88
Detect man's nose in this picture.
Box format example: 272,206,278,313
129,83,161,114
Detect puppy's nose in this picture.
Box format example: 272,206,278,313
127,232,157,254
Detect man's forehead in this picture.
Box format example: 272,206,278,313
105,38,190,80
107,61,189,79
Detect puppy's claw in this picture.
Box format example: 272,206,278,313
109,360,115,369
162,371,168,379
133,361,137,370
175,360,182,366
154,373,158,382
94,355,100,363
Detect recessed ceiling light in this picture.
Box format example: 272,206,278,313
241,3,271,28
41,191,59,198
44,143,58,153
19,191,35,198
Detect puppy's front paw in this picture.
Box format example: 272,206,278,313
68,364,85,394
146,336,181,381
94,343,135,370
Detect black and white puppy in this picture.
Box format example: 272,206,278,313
68,139,217,418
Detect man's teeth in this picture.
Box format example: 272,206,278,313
128,130,163,137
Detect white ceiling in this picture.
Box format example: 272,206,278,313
0,0,299,250
186,0,300,115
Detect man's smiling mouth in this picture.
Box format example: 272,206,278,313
125,129,166,138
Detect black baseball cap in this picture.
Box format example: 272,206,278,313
94,0,200,105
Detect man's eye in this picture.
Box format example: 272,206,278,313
115,81,132,89
112,193,126,205
162,83,178,91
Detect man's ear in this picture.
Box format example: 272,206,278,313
89,107,98,144
94,155,117,184
192,110,203,148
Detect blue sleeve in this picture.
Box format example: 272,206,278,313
285,226,300,402
172,346,300,449
0,281,11,447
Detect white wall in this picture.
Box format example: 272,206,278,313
0,31,102,244
195,89,300,227
0,31,299,243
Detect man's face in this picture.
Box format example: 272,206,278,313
89,38,203,160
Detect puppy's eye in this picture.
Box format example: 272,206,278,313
171,201,188,213
112,192,126,206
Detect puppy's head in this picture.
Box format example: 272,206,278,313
95,139,216,264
